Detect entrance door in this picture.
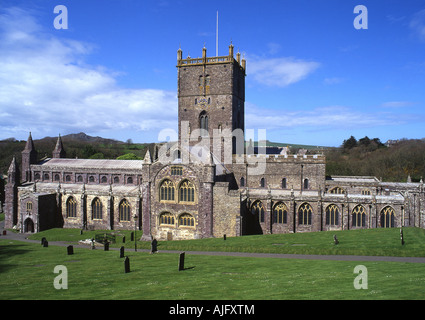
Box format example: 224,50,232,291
24,218,34,233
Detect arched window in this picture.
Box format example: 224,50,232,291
89,176,95,183
260,177,265,188
159,212,175,226
26,201,33,214
251,201,265,223
281,178,287,189
43,173,49,181
298,203,312,225
54,174,60,182
92,198,102,220
66,197,77,218
77,175,83,183
179,213,195,227
119,199,131,222
325,204,339,225
380,206,395,228
113,176,119,184
361,189,371,195
101,176,107,183
329,187,345,194
240,177,245,187
127,177,133,184
179,180,195,203
160,180,175,202
273,202,288,224
352,205,366,227
199,111,208,136
303,179,309,190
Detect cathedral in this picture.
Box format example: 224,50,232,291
4,44,425,240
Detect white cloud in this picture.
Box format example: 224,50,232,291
248,56,320,87
0,7,177,141
410,9,425,41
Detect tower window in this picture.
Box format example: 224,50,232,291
199,111,208,136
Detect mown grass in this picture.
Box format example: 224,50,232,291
28,227,425,257
1,239,425,300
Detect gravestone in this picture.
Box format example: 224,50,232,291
41,237,47,245
104,241,109,251
333,234,339,245
122,236,126,243
43,240,48,247
400,228,405,245
178,252,185,271
80,229,83,235
91,238,96,250
131,232,134,241
124,257,130,273
67,245,74,255
119,246,125,258
151,239,158,254
223,234,227,241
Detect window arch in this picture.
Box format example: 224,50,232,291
251,201,265,223
303,179,309,190
66,197,77,218
179,213,195,227
159,212,175,226
240,177,245,187
260,177,265,188
199,111,208,135
179,180,195,203
92,198,102,220
380,206,395,228
273,202,288,224
101,176,107,184
361,189,371,195
329,187,345,194
298,203,312,225
119,199,131,222
26,201,33,214
325,204,339,225
352,205,366,227
160,180,175,202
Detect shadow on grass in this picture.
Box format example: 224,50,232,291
0,242,32,273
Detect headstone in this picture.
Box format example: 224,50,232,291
91,238,96,250
151,238,158,254
400,228,405,245
41,237,47,245
80,229,83,235
104,241,109,251
119,246,125,258
223,234,227,241
67,245,74,255
178,252,185,271
130,232,134,242
43,240,48,247
122,236,126,243
333,234,339,245
124,256,130,273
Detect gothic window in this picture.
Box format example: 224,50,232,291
179,180,195,203
260,178,265,188
66,175,71,182
119,199,131,222
127,177,133,184
251,201,265,223
330,187,345,194
26,202,33,214
92,198,102,220
199,75,204,87
160,180,175,202
199,111,208,136
43,173,49,181
77,175,83,183
171,166,183,176
66,197,77,218
113,176,119,184
325,204,339,226
179,213,195,227
352,205,366,227
282,178,287,189
101,176,107,184
273,202,288,224
160,212,175,226
380,206,395,228
205,75,211,86
298,203,312,225
54,174,60,182
89,176,95,183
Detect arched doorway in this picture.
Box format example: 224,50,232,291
24,218,34,233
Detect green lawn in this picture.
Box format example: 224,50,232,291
1,228,425,300
28,227,425,257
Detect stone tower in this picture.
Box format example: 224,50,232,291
52,134,66,158
177,44,246,163
4,156,19,228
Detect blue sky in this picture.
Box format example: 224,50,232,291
0,0,424,147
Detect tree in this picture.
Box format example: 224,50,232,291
343,136,357,149
116,153,142,160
